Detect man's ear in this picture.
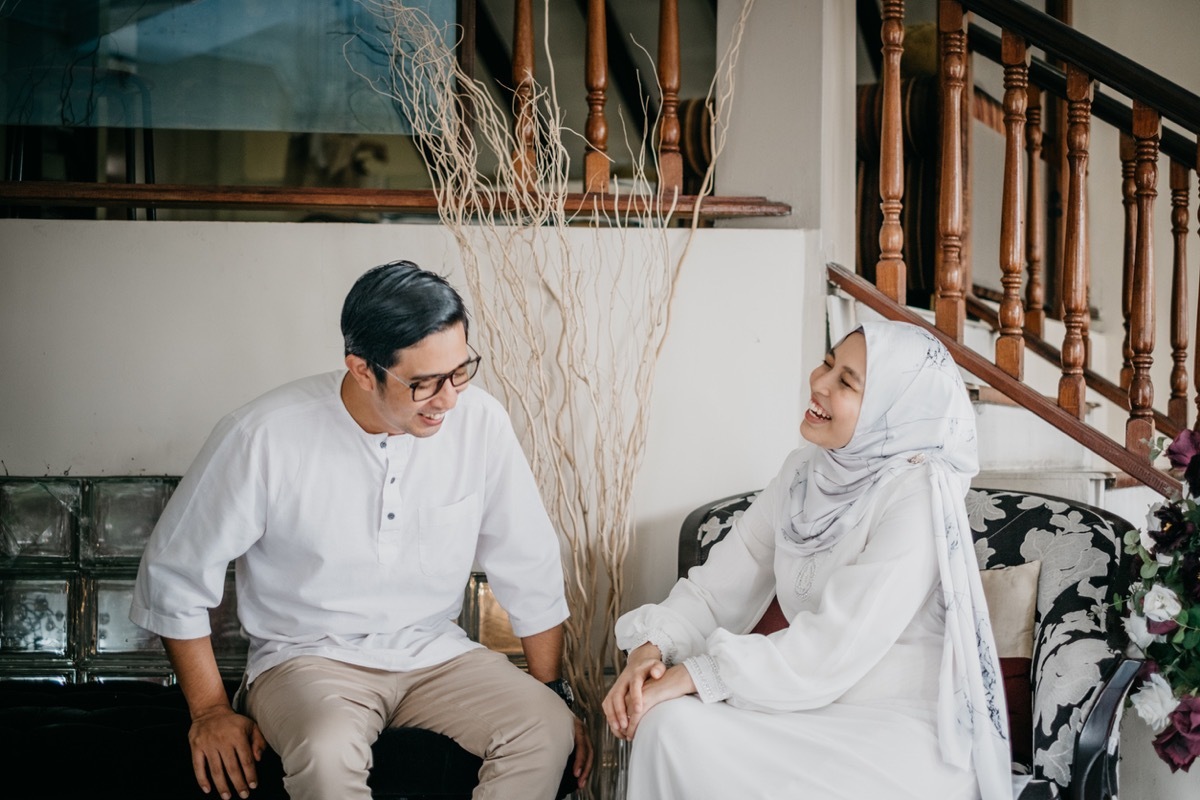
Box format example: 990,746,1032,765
345,354,378,392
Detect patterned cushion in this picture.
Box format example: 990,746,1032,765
679,487,1133,796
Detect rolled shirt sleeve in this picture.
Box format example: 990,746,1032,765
473,400,569,638
130,413,266,640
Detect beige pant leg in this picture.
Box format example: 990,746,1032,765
392,648,576,800
246,656,394,800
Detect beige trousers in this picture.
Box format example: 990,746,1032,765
245,648,574,800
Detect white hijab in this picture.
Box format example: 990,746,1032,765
787,320,1012,800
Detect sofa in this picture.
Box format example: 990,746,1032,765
0,677,575,800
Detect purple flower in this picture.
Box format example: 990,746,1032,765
1147,618,1181,636
1167,429,1200,471
1151,504,1196,554
1173,696,1200,746
1153,723,1198,772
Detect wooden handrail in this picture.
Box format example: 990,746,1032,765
829,264,1179,498
0,181,791,219
969,26,1198,168
960,0,1200,134
965,294,1181,440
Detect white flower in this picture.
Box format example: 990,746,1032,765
1139,527,1158,554
1130,673,1178,733
1146,501,1165,530
1124,613,1166,650
1143,584,1184,623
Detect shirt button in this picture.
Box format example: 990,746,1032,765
387,512,395,520
390,477,396,484
379,440,387,449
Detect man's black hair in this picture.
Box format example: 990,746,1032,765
341,261,470,384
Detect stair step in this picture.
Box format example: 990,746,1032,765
973,399,1105,472
1102,482,1160,529
973,469,1113,507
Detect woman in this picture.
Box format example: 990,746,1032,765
602,320,1011,800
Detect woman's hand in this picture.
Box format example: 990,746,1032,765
603,645,698,741
621,665,696,740
602,643,666,739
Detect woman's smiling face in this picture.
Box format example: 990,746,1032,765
800,331,866,450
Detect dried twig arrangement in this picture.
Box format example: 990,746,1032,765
354,2,753,794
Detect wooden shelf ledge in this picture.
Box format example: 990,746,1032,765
0,181,792,220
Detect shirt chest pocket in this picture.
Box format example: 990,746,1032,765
417,493,482,577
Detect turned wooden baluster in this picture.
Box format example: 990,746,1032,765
877,0,907,304
935,0,965,339
657,0,682,198
1057,65,1092,420
584,0,609,194
1169,160,1190,427
1127,100,1161,458
1119,133,1137,391
1024,84,1045,338
997,30,1028,378
512,0,536,192
1195,141,1200,430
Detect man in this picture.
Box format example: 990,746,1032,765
131,261,590,800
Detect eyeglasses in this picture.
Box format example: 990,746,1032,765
377,346,482,402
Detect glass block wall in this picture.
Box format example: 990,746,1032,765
0,477,521,683
0,476,243,683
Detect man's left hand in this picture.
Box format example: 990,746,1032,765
572,716,594,787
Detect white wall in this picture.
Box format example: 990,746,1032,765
0,218,815,611
715,0,857,268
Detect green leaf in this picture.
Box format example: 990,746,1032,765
1184,628,1200,650
1190,606,1200,627
1148,434,1168,462
1141,561,1160,580
1125,529,1141,546
1173,627,1188,645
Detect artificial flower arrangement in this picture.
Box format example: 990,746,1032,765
1116,428,1200,772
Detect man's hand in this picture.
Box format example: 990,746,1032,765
186,704,266,800
571,716,594,788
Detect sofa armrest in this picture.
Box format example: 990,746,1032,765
1069,656,1141,800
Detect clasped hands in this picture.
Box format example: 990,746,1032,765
601,642,696,741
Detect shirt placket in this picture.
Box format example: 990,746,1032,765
377,434,410,562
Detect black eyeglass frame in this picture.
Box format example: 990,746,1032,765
376,345,482,402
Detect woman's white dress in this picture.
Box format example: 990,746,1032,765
616,451,980,800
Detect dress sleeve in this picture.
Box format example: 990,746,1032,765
684,466,940,711
473,402,569,638
129,414,267,640
614,451,799,665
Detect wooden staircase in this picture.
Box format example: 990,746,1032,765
853,0,1200,509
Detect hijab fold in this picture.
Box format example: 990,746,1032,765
787,321,1012,800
